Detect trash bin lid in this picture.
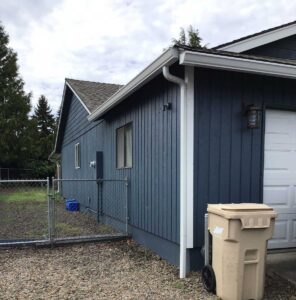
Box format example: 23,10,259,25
216,203,273,211
207,203,277,229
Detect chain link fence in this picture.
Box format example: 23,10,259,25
0,178,129,246
0,179,49,243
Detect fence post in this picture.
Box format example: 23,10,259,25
47,177,52,244
125,177,129,235
51,177,56,245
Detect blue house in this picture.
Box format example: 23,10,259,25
54,20,296,277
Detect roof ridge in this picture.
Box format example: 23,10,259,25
65,78,123,86
213,19,296,50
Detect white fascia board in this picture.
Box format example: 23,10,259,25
180,51,296,79
88,48,179,121
216,23,296,52
65,81,91,114
51,83,67,155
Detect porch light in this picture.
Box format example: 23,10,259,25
244,104,261,129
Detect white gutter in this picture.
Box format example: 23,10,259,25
162,65,187,279
179,51,296,79
88,48,179,121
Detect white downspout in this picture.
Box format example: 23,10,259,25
162,65,187,278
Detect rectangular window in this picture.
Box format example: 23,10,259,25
75,143,81,169
116,123,132,168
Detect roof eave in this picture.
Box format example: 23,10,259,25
180,50,296,79
215,22,296,53
88,47,179,121
51,82,67,155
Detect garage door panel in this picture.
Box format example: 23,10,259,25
264,109,296,249
264,175,292,185
265,133,295,147
293,220,296,243
264,151,293,170
263,186,289,206
271,219,289,242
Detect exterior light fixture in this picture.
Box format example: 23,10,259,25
163,102,172,111
244,104,261,129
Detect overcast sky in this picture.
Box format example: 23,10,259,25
0,0,295,113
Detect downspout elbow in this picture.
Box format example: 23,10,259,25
162,66,185,88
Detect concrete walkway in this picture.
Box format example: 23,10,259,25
267,251,296,286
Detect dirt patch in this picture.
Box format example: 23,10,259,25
0,199,117,241
0,241,295,300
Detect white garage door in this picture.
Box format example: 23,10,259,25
264,109,296,249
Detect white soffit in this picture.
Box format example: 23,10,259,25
216,23,296,53
180,51,296,79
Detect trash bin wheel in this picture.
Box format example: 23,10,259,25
201,264,216,293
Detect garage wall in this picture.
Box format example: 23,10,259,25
193,67,296,247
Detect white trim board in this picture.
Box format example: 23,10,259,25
216,22,296,53
51,83,67,156
88,48,179,121
180,51,296,79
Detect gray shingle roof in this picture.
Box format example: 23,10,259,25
213,19,296,50
65,78,123,113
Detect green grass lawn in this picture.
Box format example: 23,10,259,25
0,188,47,202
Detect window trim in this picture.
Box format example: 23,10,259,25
75,143,81,169
116,123,133,169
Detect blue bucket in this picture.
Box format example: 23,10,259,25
66,199,80,211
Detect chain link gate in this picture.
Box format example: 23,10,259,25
0,178,129,247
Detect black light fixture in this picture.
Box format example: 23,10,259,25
163,102,172,111
244,104,261,129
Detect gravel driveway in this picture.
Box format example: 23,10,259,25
0,241,295,299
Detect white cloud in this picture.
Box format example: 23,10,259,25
0,0,295,113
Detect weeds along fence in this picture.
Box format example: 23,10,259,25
0,178,129,247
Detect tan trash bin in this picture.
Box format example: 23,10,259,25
207,203,277,300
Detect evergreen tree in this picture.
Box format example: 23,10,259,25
31,95,56,178
34,95,55,136
0,23,32,168
172,25,203,48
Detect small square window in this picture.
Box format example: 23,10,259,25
116,123,132,168
75,143,81,169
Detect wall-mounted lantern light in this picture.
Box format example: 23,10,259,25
244,104,261,129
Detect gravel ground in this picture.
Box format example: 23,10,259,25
0,240,295,300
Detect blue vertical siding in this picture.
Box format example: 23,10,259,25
244,35,296,60
60,69,182,245
63,94,94,145
193,67,296,247
101,73,181,243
